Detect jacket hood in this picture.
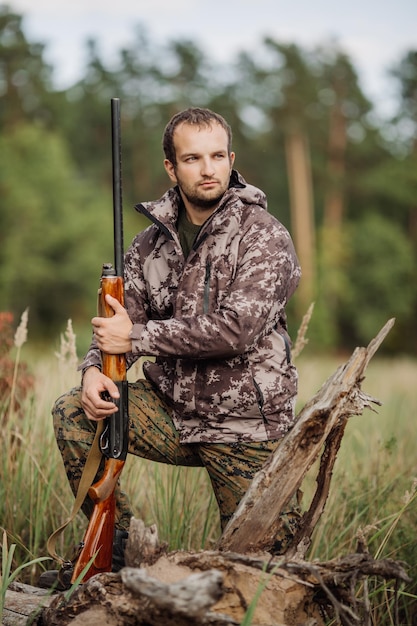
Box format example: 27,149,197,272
228,170,268,210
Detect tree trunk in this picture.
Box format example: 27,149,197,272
320,87,348,325
285,129,316,313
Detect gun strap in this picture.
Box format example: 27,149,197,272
46,420,104,566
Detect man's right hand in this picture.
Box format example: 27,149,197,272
81,366,120,421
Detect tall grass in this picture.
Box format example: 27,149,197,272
1,314,417,623
296,356,417,623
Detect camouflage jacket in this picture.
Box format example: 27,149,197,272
82,171,301,444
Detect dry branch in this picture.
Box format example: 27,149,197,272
218,318,395,555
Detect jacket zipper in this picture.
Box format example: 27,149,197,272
203,261,211,314
253,379,269,424
282,333,291,364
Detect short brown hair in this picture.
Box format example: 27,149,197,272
163,107,233,165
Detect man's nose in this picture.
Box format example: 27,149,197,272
201,157,215,177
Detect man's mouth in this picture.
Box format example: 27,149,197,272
199,180,218,187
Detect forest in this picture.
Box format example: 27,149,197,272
0,3,416,355
1,5,417,623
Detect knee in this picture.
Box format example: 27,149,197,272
52,386,83,437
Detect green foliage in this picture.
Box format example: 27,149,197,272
0,3,416,353
126,461,219,552
298,355,417,623
390,49,417,141
0,123,114,336
0,4,55,129
0,531,49,620
340,213,416,347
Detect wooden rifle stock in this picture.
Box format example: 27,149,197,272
71,98,128,583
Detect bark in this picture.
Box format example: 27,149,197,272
2,584,53,626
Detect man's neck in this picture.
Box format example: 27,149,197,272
184,203,216,226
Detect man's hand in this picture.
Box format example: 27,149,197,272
92,294,133,354
81,366,120,421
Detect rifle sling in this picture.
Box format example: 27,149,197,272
46,419,104,566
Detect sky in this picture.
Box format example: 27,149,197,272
7,0,417,119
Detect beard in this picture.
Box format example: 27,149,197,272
180,187,225,210
175,172,230,212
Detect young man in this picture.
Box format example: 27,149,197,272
51,107,301,580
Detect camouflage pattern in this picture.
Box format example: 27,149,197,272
80,170,301,445
53,379,301,535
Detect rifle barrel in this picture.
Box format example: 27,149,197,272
111,97,124,278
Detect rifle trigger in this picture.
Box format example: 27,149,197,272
100,424,110,456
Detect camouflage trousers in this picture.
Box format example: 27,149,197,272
52,379,301,546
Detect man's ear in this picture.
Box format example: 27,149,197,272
230,152,236,168
164,159,177,183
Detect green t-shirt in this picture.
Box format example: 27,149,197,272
177,204,202,258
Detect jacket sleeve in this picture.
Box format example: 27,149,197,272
129,217,301,360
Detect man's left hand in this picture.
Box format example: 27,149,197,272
92,294,133,354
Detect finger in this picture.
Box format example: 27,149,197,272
82,378,118,405
82,393,118,421
92,384,120,405
105,294,125,313
101,377,120,399
85,406,117,421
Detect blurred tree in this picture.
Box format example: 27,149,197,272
315,48,374,346
0,4,57,129
0,123,113,337
387,49,417,351
52,39,119,184
391,50,417,145
340,213,416,350
390,50,417,243
222,42,317,318
1,4,416,354
253,40,317,316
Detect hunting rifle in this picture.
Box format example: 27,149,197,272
71,97,129,583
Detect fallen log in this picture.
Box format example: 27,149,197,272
39,567,233,626
33,550,325,626
18,530,408,626
2,583,53,626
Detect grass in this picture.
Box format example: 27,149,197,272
1,313,417,624
296,355,417,624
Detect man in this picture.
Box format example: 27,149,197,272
48,107,301,583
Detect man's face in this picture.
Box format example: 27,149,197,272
164,121,235,220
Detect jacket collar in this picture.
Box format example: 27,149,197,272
134,169,266,236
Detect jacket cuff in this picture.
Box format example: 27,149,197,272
78,348,102,374
129,323,146,354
